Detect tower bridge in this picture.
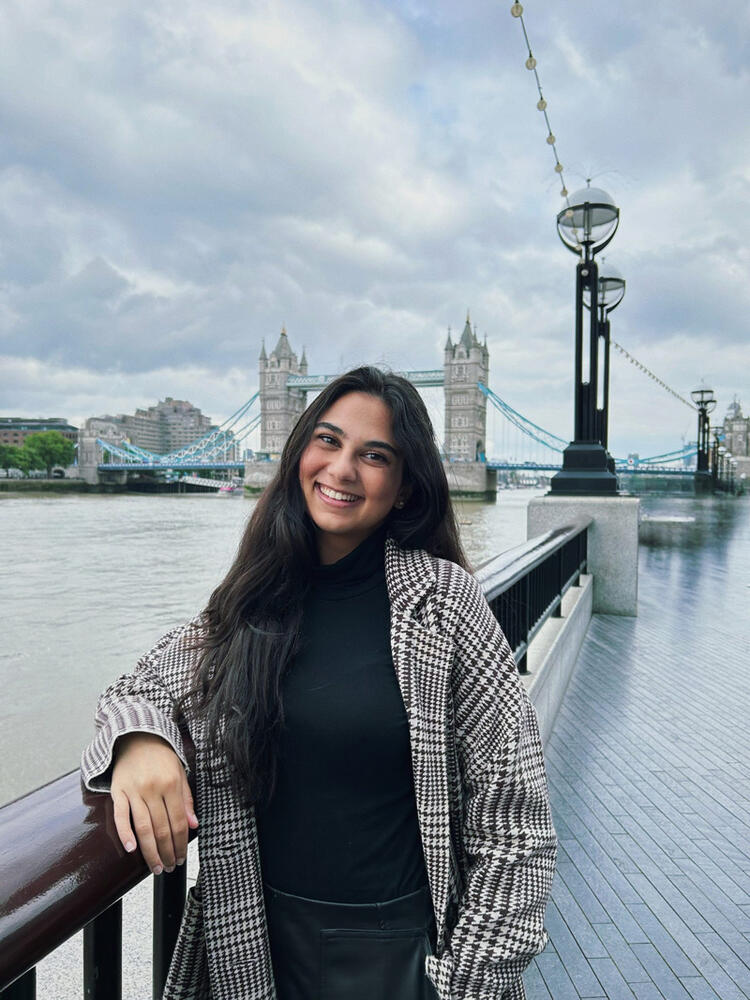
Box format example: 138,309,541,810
254,318,496,498
79,317,709,495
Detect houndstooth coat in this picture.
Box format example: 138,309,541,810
81,538,556,1000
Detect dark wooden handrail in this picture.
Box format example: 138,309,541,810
0,744,196,996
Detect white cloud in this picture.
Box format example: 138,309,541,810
0,0,748,456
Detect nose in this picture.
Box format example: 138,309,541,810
327,447,358,483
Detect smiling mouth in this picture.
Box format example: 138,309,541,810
316,482,363,503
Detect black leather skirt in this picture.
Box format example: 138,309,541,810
263,882,439,1000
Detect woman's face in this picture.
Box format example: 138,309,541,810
298,391,406,564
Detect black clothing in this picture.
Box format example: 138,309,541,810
263,880,438,1000
255,527,430,903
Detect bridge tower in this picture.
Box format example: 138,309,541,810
443,313,489,461
259,328,308,456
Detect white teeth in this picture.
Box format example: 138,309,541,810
318,484,359,502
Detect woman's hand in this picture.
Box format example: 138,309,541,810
110,732,199,875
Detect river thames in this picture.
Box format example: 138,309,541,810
1,487,747,805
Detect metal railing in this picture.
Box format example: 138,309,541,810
0,523,588,998
0,747,196,1000
474,522,589,673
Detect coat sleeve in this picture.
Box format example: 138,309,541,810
431,568,557,1000
80,620,197,793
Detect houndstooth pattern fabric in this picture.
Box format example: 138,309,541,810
81,537,556,1000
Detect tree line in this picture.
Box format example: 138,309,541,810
0,430,76,477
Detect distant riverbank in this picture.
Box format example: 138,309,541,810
0,478,98,494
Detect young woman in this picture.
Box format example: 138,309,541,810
82,366,556,1000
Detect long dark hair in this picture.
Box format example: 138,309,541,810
181,366,466,806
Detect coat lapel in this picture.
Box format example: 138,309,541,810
386,540,455,949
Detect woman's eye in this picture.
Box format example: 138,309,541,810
317,434,338,446
365,451,388,463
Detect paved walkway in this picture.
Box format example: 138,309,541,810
525,497,750,1000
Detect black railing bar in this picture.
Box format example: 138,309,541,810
477,523,591,602
560,565,588,600
83,898,122,1000
512,638,529,669
0,967,35,1000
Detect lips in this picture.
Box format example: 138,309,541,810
315,482,362,505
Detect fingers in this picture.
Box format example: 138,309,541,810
182,772,200,831
112,790,137,855
130,795,171,874
164,780,190,866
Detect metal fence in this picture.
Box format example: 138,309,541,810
474,522,589,673
0,522,588,999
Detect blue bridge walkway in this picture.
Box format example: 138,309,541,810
526,497,750,1000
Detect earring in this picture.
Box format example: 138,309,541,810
394,499,405,509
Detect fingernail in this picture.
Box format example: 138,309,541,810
125,841,136,853
176,857,186,866
153,865,163,876
165,865,175,874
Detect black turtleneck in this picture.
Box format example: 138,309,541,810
254,527,429,903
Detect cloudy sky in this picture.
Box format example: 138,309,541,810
1,0,748,460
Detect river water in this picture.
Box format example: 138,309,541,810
0,488,538,804
2,488,747,805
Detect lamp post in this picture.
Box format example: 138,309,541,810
550,185,620,494
691,387,716,492
710,424,722,487
584,263,626,453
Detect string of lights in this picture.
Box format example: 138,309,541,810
510,5,695,418
510,3,571,208
611,340,697,411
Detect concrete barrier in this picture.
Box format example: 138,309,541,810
522,574,593,745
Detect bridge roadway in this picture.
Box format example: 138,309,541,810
526,499,750,1000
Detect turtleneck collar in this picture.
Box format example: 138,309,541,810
313,524,387,598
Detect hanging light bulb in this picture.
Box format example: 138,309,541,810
510,3,523,16
537,98,547,110
546,134,556,144
525,56,537,69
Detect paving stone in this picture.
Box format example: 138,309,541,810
587,958,637,999
593,922,652,984
544,901,605,997
524,960,554,1000
694,930,750,992
537,951,595,1000
630,943,696,1000
678,978,723,1000
626,904,699,978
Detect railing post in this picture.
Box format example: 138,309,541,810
153,866,187,999
553,547,563,617
83,899,122,999
1,969,35,1000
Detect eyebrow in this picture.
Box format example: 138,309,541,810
314,421,400,457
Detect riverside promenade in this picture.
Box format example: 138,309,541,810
526,496,750,1000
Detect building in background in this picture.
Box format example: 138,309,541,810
443,314,490,462
91,397,216,455
0,417,78,447
258,328,308,457
722,398,750,478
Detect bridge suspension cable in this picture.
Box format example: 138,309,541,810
479,383,567,453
